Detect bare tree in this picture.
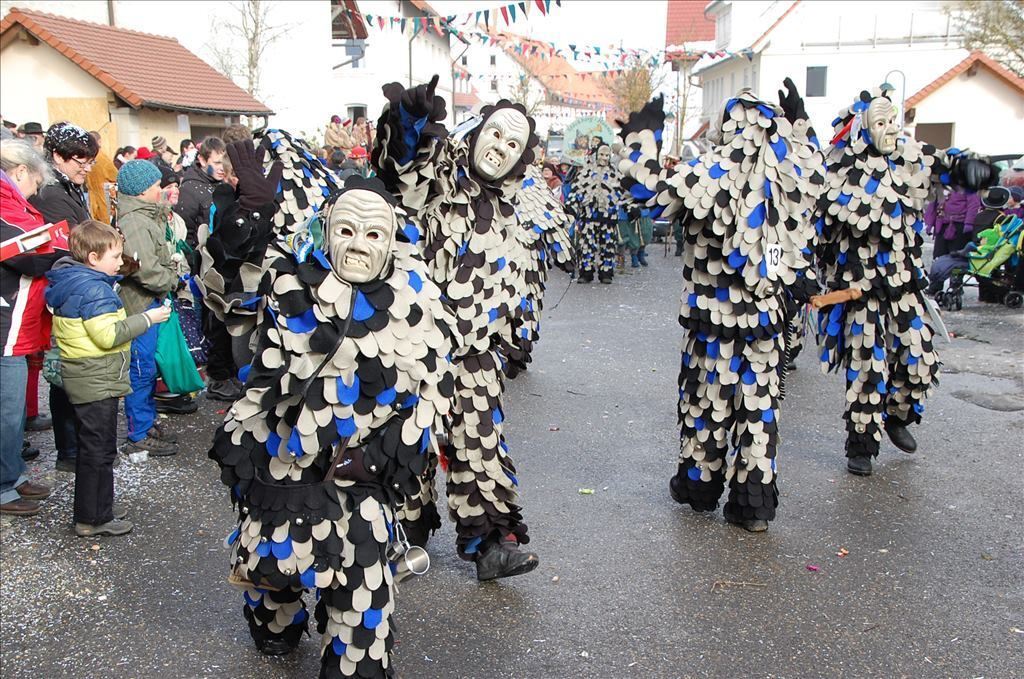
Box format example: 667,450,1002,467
947,0,1024,78
222,0,291,98
509,75,545,116
204,26,240,81
603,56,666,116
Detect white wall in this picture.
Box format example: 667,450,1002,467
0,34,110,124
696,0,970,136
911,67,1024,154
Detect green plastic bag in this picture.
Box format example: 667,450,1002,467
155,304,205,394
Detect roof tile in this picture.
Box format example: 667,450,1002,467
1,7,272,115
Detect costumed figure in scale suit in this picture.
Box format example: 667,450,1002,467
370,75,545,579
815,85,990,476
207,142,456,678
614,82,825,531
566,144,623,284
504,161,575,378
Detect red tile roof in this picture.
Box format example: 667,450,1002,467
1,7,272,115
906,50,1024,108
453,91,483,109
664,0,716,46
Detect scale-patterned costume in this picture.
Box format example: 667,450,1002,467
816,86,951,461
198,129,342,339
207,180,455,678
566,151,623,283
505,163,574,377
615,93,824,523
372,91,540,560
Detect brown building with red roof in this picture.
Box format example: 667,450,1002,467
0,7,272,154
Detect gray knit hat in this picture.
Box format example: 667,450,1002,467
117,159,162,196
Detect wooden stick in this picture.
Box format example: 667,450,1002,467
810,287,863,309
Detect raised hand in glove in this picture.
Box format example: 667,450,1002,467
777,77,808,124
400,74,446,121
226,141,284,212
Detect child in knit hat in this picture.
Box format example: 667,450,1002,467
115,160,181,457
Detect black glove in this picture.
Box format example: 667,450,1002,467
777,77,808,124
226,141,284,212
400,74,442,119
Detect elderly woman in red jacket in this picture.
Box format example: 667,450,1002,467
0,138,63,516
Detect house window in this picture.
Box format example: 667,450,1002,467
347,105,367,122
915,122,954,148
806,66,827,97
715,6,732,49
490,78,498,92
461,56,468,66
490,55,496,67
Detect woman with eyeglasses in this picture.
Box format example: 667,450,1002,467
28,122,101,477
29,122,99,228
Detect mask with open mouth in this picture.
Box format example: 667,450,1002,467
469,103,536,182
325,188,396,283
596,145,611,166
864,96,900,155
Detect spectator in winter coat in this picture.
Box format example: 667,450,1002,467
178,139,196,169
29,122,100,474
324,115,354,152
116,161,180,457
925,187,984,258
174,136,226,249
85,131,118,224
46,220,171,536
0,139,59,516
114,146,136,169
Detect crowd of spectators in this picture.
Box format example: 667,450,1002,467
0,116,276,533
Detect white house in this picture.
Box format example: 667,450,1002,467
691,0,1022,153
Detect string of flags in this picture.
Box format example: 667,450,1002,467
338,3,755,71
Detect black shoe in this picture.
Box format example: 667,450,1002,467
885,421,917,454
75,519,133,537
847,455,873,476
255,638,297,657
21,441,40,461
150,422,178,443
599,276,612,284
155,394,198,415
207,379,242,401
728,518,769,532
25,415,52,431
55,457,77,473
475,541,540,581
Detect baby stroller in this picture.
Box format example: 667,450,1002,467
933,212,1024,310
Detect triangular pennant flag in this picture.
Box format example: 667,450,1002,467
475,10,482,24
378,16,385,29
545,0,552,13
535,0,546,14
401,17,407,32
500,5,509,24
484,9,490,27
508,4,516,22
519,2,527,17
365,13,372,26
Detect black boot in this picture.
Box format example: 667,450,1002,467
885,419,917,454
847,455,873,476
475,540,539,581
256,637,298,656
577,271,593,284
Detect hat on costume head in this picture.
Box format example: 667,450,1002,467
3,119,17,130
118,160,162,196
20,122,43,135
982,186,1009,210
135,147,153,160
331,115,342,124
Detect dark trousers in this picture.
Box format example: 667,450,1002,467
51,384,78,460
72,397,119,525
204,308,234,381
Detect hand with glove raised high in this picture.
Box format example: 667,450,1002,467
399,74,447,121
226,141,284,212
777,77,808,124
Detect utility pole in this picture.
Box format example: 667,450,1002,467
106,0,115,26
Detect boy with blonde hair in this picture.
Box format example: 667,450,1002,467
46,220,170,536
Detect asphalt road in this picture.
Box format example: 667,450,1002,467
3,248,1022,679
